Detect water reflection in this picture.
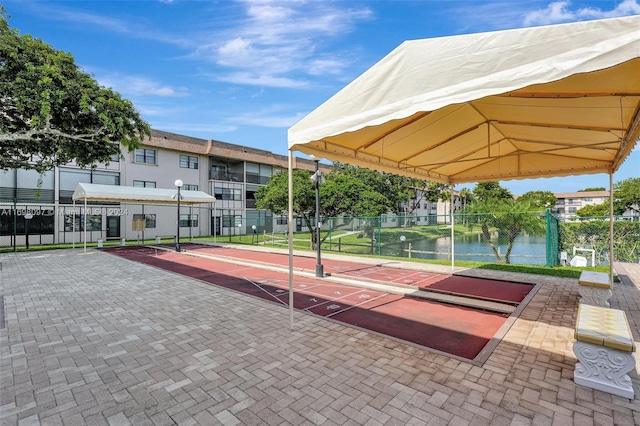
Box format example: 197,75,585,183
383,233,548,265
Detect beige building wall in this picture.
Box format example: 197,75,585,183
1,129,328,246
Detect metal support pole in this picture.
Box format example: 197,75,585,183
314,159,323,278
12,198,16,252
175,179,183,252
176,186,181,252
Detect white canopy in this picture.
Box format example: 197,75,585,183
288,15,640,184
72,183,216,205
285,16,640,328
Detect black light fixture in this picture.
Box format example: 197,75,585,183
309,155,325,277
174,179,183,252
24,212,33,250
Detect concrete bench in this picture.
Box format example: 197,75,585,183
573,304,636,398
578,271,612,307
155,235,176,244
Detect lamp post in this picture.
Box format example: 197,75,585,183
174,179,183,252
309,155,324,277
24,212,33,250
400,235,406,257
251,224,257,244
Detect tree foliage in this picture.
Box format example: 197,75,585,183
254,169,313,222
0,10,150,173
578,187,605,192
468,181,544,264
517,190,556,209
613,177,640,215
467,198,545,264
472,181,513,202
330,163,430,215
254,163,448,246
560,220,640,263
575,202,609,217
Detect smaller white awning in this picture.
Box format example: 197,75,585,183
72,183,216,205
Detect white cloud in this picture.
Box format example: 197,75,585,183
193,0,373,87
214,71,309,89
96,73,191,98
151,121,238,134
523,0,640,26
30,3,192,48
226,104,307,128
29,0,372,89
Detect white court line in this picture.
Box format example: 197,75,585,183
242,277,288,305
303,287,385,311
324,292,391,318
387,270,443,285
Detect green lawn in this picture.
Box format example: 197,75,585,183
1,232,613,281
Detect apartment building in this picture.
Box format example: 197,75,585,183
551,191,610,219
0,130,326,247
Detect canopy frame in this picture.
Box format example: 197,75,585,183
71,183,216,253
286,16,640,328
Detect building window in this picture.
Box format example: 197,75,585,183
246,162,272,184
135,149,156,164
180,155,198,169
62,214,100,231
209,157,244,182
58,168,119,205
276,216,288,225
0,209,55,236
87,215,102,231
133,213,156,228
133,180,156,188
183,184,198,191
214,187,241,201
222,215,242,228
179,214,198,228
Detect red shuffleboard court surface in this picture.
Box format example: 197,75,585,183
107,246,521,362
177,244,534,304
180,244,443,287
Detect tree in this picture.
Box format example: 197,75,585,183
576,202,609,217
255,169,315,231
330,163,417,214
0,10,150,173
578,187,606,192
321,173,392,218
468,198,545,264
255,167,397,247
613,177,640,215
458,187,473,212
517,190,556,210
472,181,513,202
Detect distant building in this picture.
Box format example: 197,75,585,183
0,129,328,247
551,191,609,219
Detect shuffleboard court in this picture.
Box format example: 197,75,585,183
179,244,443,287
177,244,534,303
108,246,520,362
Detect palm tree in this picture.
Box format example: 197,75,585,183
468,198,545,264
459,187,472,225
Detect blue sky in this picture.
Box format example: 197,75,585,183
4,0,639,194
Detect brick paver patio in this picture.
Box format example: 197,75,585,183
1,249,638,425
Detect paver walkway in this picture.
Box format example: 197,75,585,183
1,248,638,425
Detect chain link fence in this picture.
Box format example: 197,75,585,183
322,212,640,267
558,216,640,266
